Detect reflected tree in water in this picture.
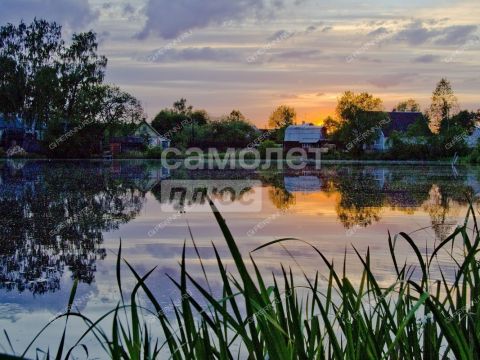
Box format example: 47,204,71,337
0,161,153,294
331,168,385,229
259,170,296,210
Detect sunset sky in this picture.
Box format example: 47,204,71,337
1,0,478,126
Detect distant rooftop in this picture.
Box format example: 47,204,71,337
284,124,324,143
384,111,422,137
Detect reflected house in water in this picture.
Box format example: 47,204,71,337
284,175,322,193
277,166,472,235
1,160,478,295
110,160,170,192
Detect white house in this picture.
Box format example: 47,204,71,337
467,127,480,148
283,124,326,150
134,121,171,148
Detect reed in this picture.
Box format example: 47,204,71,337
4,199,480,359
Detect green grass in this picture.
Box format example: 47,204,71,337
3,198,480,359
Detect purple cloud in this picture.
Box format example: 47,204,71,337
136,0,285,39
0,0,97,29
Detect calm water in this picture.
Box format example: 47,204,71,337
0,159,477,356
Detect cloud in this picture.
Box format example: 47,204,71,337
413,54,439,63
435,25,477,45
396,20,440,45
274,49,321,60
267,29,295,41
0,0,97,29
145,47,238,62
368,73,417,88
395,20,477,46
278,93,298,98
136,0,285,39
123,3,136,16
368,27,389,37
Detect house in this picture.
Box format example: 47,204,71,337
134,121,170,148
283,123,326,151
368,111,423,151
109,121,171,155
109,136,145,155
466,127,480,148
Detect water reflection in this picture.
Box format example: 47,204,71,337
0,160,479,295
260,166,477,234
0,160,167,293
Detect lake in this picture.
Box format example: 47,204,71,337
0,159,477,356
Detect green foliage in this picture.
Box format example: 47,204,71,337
257,140,277,158
467,142,480,163
335,91,387,155
144,146,163,159
163,109,258,149
388,126,468,160
406,114,432,137
386,132,431,160
0,20,144,158
439,110,477,135
151,99,208,147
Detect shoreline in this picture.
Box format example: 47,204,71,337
0,157,457,165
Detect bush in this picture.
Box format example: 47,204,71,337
257,140,278,159
144,146,163,159
467,144,480,163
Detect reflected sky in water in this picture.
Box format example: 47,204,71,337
0,159,478,355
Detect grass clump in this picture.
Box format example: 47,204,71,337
3,199,480,359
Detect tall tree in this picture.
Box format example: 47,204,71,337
439,110,476,135
0,19,63,126
335,91,387,154
59,31,107,122
268,105,296,129
172,98,193,114
395,99,420,112
269,105,296,142
226,109,246,122
0,20,143,157
429,78,459,133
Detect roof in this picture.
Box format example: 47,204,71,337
383,111,422,137
135,120,168,140
284,124,324,143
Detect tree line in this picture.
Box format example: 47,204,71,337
1,20,479,159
